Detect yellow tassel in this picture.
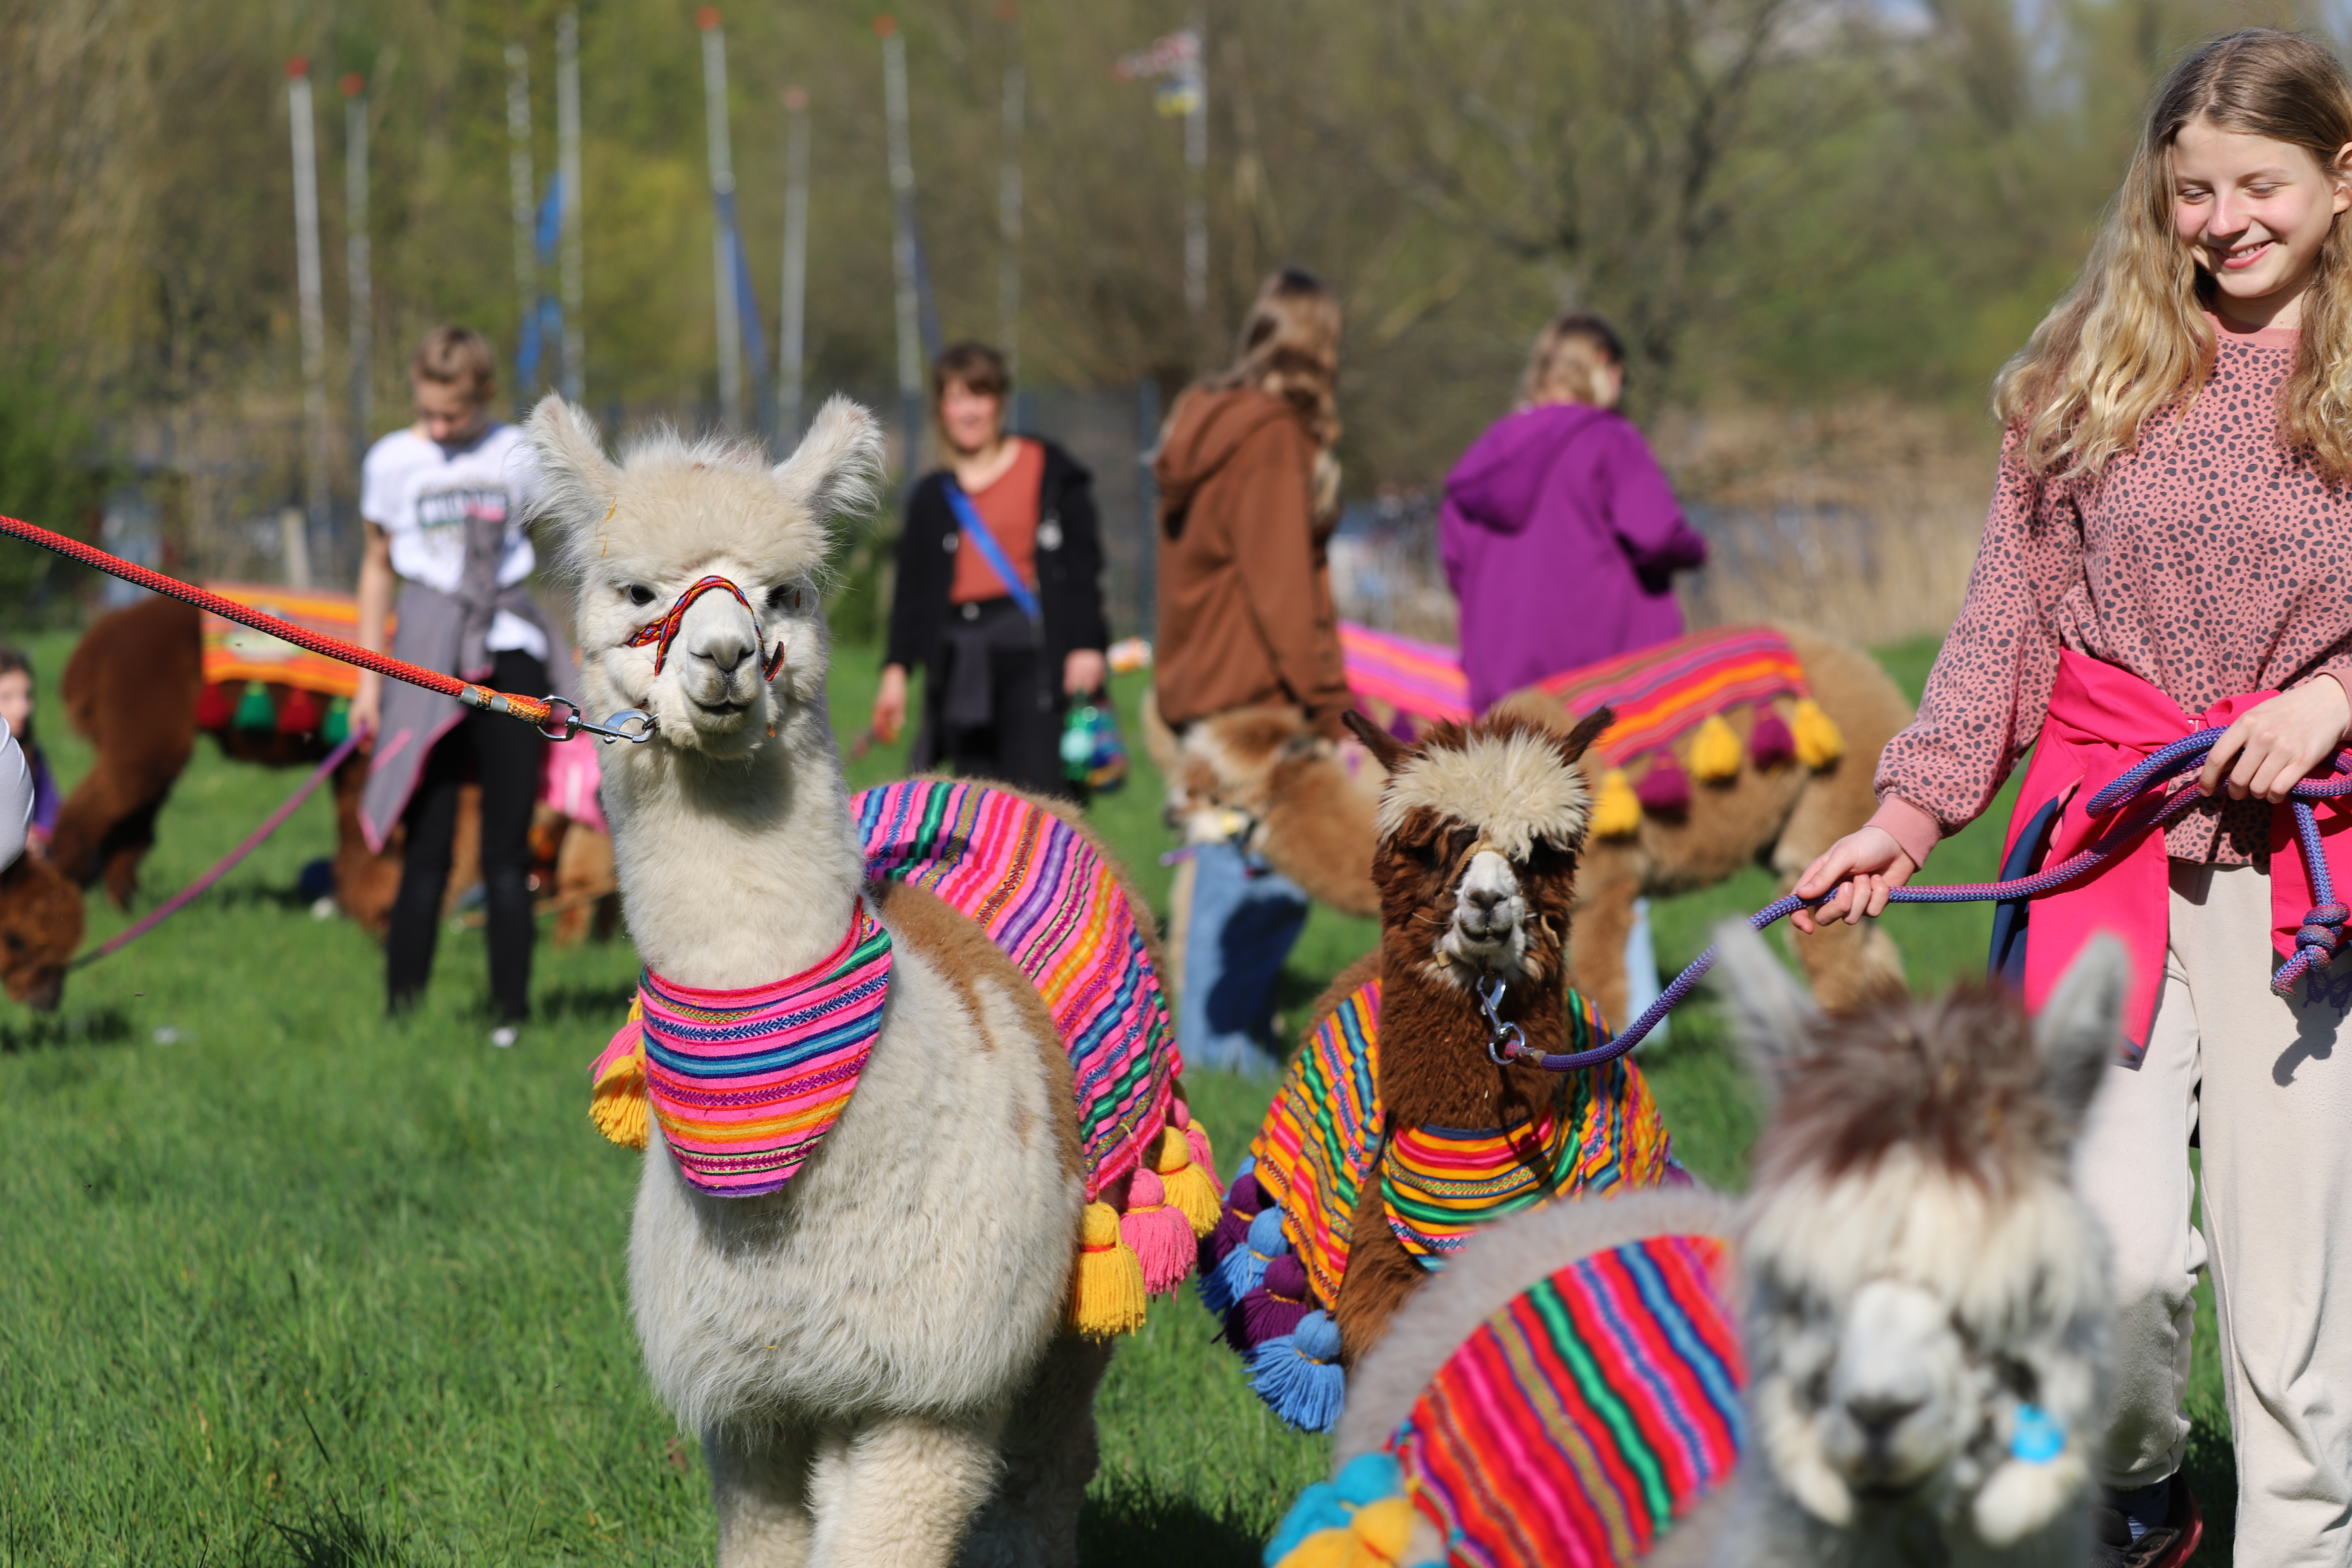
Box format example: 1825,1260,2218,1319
1276,1531,1358,1568
1791,698,1845,769
1687,714,1742,783
1069,1200,1148,1338
590,1003,651,1150
1154,1127,1223,1238
1349,1498,1418,1564
1592,768,1642,839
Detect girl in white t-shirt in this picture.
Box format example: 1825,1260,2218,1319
354,327,551,1042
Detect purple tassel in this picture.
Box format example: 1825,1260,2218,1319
1231,1253,1314,1347
1200,1173,1267,1280
1750,707,1795,769
1635,753,1691,815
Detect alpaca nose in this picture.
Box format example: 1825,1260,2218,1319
693,625,754,672
1845,1391,1925,1441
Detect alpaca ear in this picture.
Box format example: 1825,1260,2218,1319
2033,935,2127,1138
773,395,884,525
1709,918,1821,1097
1552,704,1614,765
1343,708,1411,773
524,395,621,573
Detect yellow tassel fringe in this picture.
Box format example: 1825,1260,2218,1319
590,1001,651,1150
1155,1126,1222,1238
1791,698,1845,769
1592,768,1642,839
1687,714,1742,782
1069,1200,1148,1338
1276,1498,1419,1568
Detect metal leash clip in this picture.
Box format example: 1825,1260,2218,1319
1476,973,1528,1067
535,695,655,745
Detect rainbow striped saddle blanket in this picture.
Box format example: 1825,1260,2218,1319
590,779,1214,1336
1202,977,1680,1429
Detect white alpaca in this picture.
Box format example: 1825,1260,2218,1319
528,395,1108,1568
1311,927,2126,1568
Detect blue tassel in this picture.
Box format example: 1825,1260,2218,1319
1205,1207,1288,1316
1232,1153,1257,1183
1250,1310,1346,1433
1263,1480,1350,1566
1332,1451,1402,1506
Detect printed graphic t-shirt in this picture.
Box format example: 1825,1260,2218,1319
359,422,546,660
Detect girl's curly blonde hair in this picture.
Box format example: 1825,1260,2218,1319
1997,29,2352,481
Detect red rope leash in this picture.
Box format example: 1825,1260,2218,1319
0,511,646,744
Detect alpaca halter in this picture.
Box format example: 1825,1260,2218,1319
624,575,789,682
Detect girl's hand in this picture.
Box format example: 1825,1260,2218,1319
1063,648,1107,697
349,671,383,748
872,665,910,746
1790,826,1920,933
2198,675,2352,803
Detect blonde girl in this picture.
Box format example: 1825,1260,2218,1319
1798,29,2352,1564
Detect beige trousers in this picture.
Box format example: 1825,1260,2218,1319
2075,861,2352,1564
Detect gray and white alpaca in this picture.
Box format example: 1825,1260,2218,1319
528,395,1107,1568
1334,926,2126,1567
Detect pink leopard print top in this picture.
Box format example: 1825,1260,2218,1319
1877,317,2352,867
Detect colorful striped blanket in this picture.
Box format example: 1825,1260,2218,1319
1340,622,1474,731
1266,1233,1746,1568
1533,624,1815,772
593,905,893,1197
200,582,372,698
853,778,1179,1202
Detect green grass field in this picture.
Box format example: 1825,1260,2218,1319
0,629,2235,1565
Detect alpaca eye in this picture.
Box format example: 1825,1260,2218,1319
626,584,656,607
767,581,808,614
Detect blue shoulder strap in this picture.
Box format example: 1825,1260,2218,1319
941,478,1042,622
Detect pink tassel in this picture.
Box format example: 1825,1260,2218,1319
1119,1169,1196,1296
1750,707,1795,769
1635,753,1691,814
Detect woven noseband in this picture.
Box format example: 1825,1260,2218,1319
624,575,787,682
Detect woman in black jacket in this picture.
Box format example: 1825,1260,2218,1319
873,343,1110,800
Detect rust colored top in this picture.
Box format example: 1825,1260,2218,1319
1152,387,1351,737
1874,317,2352,868
948,438,1046,604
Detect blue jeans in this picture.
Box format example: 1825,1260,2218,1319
1623,896,1666,1046
1180,838,1310,1076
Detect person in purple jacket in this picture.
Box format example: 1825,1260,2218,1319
1440,312,1709,1034
1439,311,1710,713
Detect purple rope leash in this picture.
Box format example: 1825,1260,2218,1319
1501,727,2352,1072
69,730,364,970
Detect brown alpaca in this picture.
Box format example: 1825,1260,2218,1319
1153,623,1913,1020
0,852,84,1010
1326,705,1657,1364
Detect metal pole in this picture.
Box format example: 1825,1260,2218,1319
879,17,923,484
700,8,743,434
286,59,327,588
505,43,539,413
1137,378,1160,639
341,74,371,476
997,4,1024,387
1184,15,1208,322
779,86,810,448
558,9,585,405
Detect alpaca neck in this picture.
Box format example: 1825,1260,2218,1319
1377,939,1568,1130
603,698,867,991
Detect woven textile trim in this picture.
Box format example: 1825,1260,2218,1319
201,582,369,698
853,778,1182,1199
1392,1233,1745,1568
1252,978,1386,1310
593,903,893,1198
1533,625,1810,770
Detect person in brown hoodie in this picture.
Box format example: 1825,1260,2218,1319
1153,266,1349,1073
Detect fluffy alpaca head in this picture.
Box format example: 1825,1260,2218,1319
1346,708,1609,987
524,395,882,760
1715,923,2122,1547
0,852,83,1011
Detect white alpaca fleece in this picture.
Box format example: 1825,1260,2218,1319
533,397,1115,1566
1377,729,1590,859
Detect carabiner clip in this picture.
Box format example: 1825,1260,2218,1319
536,695,655,745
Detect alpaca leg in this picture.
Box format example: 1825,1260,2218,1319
1335,1180,1429,1367
1570,844,1642,1029
1164,854,1195,1004
709,1424,818,1568
804,1411,1004,1568
956,1334,1112,1568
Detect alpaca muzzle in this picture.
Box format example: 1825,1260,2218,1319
1438,847,1530,973
1819,1280,1966,1492
625,575,784,735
